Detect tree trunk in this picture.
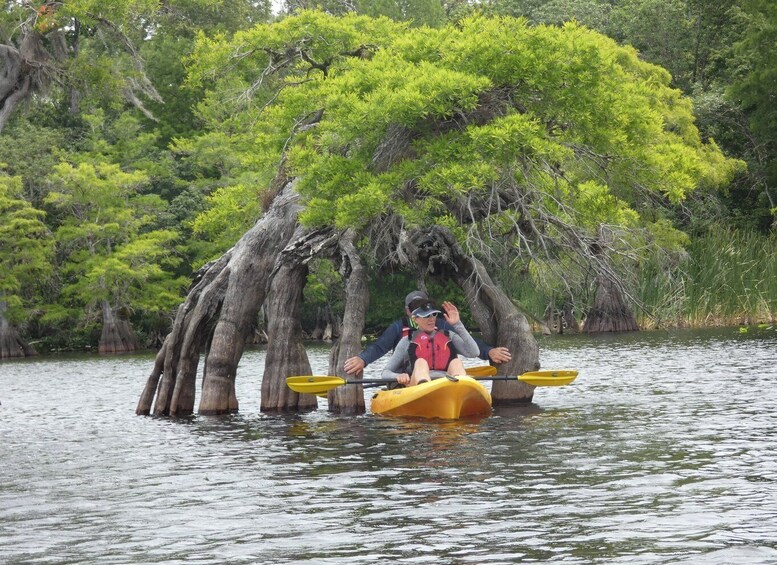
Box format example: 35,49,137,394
458,259,539,404
544,298,557,335
561,300,579,334
99,301,140,354
0,32,47,134
311,307,324,340
582,226,639,333
261,226,338,412
0,302,37,359
405,227,540,404
328,230,370,414
136,182,305,416
583,273,640,332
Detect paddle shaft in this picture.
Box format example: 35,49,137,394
334,365,495,388
286,369,577,395
340,378,397,388
335,375,539,387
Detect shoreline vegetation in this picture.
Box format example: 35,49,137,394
17,227,777,357
2,5,776,365
639,228,777,330
498,228,777,336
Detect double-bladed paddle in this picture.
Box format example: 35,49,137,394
285,365,497,397
286,368,578,396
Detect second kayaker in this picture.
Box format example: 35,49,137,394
381,298,480,386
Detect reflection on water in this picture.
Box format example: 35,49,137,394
1,327,777,564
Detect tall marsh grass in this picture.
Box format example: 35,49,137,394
639,228,777,327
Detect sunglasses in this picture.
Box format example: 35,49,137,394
413,312,438,319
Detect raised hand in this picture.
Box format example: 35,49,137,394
442,301,460,325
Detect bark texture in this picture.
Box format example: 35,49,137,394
136,182,304,416
0,303,37,359
98,301,140,354
0,33,44,133
404,227,540,404
261,226,339,412
327,230,370,414
583,226,639,333
583,273,640,332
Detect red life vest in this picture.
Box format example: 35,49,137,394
408,330,457,371
401,318,412,339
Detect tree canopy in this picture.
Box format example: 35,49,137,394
0,171,53,324
186,11,740,273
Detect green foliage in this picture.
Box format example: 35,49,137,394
728,0,777,226
0,122,65,205
44,158,186,323
356,0,446,27
630,225,777,327
731,1,777,138
220,14,736,232
530,0,612,30
139,0,273,144
607,0,696,89
0,172,54,323
191,176,265,253
179,10,744,335
2,4,772,348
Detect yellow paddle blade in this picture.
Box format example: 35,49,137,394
286,376,347,395
465,365,498,377
517,370,578,386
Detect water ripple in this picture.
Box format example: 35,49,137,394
2,329,776,563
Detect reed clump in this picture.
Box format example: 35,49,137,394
639,228,777,328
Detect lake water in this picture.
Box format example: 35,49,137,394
1,327,776,564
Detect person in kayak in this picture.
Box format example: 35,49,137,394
381,298,480,386
343,290,511,376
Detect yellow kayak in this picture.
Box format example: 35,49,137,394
370,375,492,419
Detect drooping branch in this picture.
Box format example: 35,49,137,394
365,114,644,336
1,8,163,131
90,14,163,116
582,225,640,332
0,30,50,133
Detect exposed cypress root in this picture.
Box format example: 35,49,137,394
261,226,339,412
327,230,369,415
137,183,305,416
583,274,640,332
136,342,167,415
